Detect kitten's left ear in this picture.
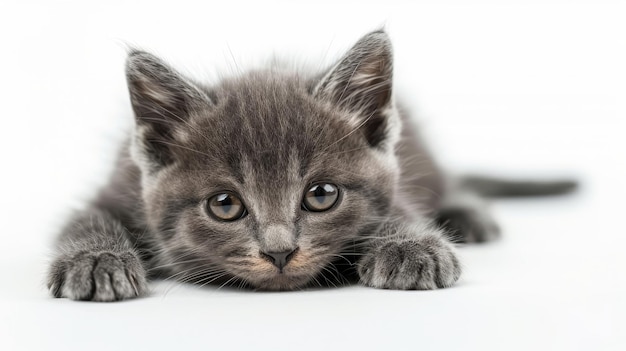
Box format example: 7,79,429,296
314,30,394,147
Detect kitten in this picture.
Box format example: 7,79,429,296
47,30,575,301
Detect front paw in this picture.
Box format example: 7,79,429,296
47,250,147,302
358,236,461,290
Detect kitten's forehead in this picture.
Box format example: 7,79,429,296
187,72,366,180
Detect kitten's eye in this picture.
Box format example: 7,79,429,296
206,193,247,221
302,183,339,212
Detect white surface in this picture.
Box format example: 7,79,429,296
1,1,625,350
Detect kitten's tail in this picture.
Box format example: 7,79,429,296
459,175,578,198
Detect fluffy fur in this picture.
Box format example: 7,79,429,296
47,30,573,301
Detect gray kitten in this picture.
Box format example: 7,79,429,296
47,30,575,301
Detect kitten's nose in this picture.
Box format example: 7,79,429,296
261,248,298,272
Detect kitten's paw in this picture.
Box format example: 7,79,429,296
358,236,461,290
47,251,147,302
436,207,500,243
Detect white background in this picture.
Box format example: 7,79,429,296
1,0,624,350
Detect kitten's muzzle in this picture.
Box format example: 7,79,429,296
260,248,299,273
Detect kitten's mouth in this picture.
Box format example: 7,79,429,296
232,250,321,290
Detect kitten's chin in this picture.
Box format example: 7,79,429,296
250,274,313,291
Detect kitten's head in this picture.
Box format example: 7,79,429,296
127,31,401,290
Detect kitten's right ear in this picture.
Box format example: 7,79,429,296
126,50,211,166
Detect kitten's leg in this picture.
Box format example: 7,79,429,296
435,191,500,243
47,209,148,301
357,217,461,290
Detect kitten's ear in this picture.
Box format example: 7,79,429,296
126,50,210,166
314,30,394,147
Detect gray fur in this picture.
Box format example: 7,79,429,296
48,30,564,300
47,210,147,301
